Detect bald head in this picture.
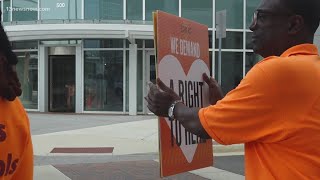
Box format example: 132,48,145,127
282,0,320,34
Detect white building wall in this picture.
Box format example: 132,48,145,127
314,26,320,50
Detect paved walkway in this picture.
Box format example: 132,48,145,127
29,113,245,180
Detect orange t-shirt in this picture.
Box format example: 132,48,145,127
0,98,33,180
199,44,320,179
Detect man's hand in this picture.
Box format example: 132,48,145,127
145,78,180,117
203,73,223,105
145,77,211,139
0,56,22,101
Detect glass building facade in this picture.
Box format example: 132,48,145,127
1,0,318,114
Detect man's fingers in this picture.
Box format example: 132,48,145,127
148,82,159,95
145,97,160,115
203,73,212,86
144,96,154,106
156,78,172,92
147,104,158,115
202,73,217,88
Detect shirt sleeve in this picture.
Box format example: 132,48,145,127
199,64,287,145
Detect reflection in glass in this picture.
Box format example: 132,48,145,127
246,0,260,29
216,0,243,29
3,0,11,22
246,32,254,49
12,0,38,21
182,0,212,27
145,40,154,48
15,51,38,109
125,51,129,111
126,0,142,20
40,0,81,20
137,51,143,112
12,40,38,50
145,0,178,21
209,31,213,49
136,40,143,48
215,52,243,95
84,39,124,48
49,55,75,112
85,0,123,20
209,51,213,77
246,53,263,74
84,50,123,111
215,31,243,49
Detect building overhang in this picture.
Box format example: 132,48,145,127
4,23,154,41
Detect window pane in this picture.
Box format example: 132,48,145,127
209,51,213,76
84,50,123,111
215,31,243,49
85,0,123,20
246,32,253,49
15,51,38,109
125,51,129,111
136,39,143,48
12,40,38,50
209,31,213,49
3,0,11,22
126,0,142,20
137,51,143,112
215,52,243,95
182,0,212,27
12,0,38,21
84,39,124,48
209,51,219,81
145,40,154,48
246,0,260,29
246,53,262,74
216,0,243,29
145,0,178,21
40,0,82,20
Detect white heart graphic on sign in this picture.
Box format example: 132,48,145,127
159,55,210,163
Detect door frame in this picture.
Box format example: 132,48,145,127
39,44,83,113
143,50,156,114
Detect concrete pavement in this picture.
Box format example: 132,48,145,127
29,113,244,180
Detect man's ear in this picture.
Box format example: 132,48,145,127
288,15,304,35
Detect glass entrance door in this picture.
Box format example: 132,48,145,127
49,55,75,112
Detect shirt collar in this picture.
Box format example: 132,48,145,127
280,44,319,57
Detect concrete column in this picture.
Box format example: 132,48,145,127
75,45,83,113
129,44,138,115
39,46,48,112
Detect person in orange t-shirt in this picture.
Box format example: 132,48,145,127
146,0,320,179
0,10,33,180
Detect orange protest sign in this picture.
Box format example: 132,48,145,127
153,11,213,177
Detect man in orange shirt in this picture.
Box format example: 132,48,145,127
146,0,320,179
0,10,33,180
